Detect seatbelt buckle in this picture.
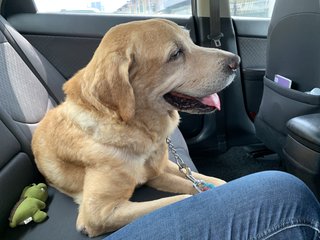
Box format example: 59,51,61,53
207,33,224,48
213,38,221,48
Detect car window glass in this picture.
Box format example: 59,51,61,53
34,0,192,16
230,0,275,18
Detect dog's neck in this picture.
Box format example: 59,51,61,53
63,99,179,147
131,108,180,142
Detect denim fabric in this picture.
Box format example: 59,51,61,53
104,171,320,240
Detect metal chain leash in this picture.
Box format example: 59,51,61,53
166,137,214,192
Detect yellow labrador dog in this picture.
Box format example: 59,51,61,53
32,19,240,237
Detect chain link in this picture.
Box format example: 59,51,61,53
166,137,214,192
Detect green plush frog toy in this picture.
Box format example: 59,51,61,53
9,183,48,228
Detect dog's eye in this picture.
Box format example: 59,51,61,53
169,48,184,62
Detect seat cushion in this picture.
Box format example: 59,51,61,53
3,185,182,240
287,113,320,152
2,128,196,240
3,187,95,240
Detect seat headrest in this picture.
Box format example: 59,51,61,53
269,0,320,35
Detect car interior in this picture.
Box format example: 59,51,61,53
0,0,319,239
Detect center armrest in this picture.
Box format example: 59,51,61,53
287,113,320,152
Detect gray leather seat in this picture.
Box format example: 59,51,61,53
254,0,320,155
0,15,197,239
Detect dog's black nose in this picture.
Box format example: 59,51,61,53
228,55,241,71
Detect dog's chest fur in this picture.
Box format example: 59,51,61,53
63,101,177,184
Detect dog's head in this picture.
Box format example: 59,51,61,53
64,19,240,122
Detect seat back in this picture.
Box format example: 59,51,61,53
0,15,65,232
254,0,320,155
266,0,320,91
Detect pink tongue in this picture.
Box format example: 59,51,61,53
200,93,221,110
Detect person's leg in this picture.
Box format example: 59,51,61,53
104,171,320,240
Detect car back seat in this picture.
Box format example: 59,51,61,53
0,15,197,239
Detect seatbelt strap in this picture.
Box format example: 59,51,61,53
0,16,62,104
208,0,227,152
208,0,223,48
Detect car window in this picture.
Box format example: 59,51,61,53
33,0,192,16
229,0,275,18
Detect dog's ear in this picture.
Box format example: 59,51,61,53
93,52,135,122
79,50,135,122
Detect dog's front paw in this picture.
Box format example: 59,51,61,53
214,178,226,186
76,214,91,237
77,225,89,236
202,177,226,188
77,221,103,238
76,213,99,238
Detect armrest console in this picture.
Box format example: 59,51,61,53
283,113,320,200
287,113,320,152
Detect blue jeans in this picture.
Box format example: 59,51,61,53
105,171,320,240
